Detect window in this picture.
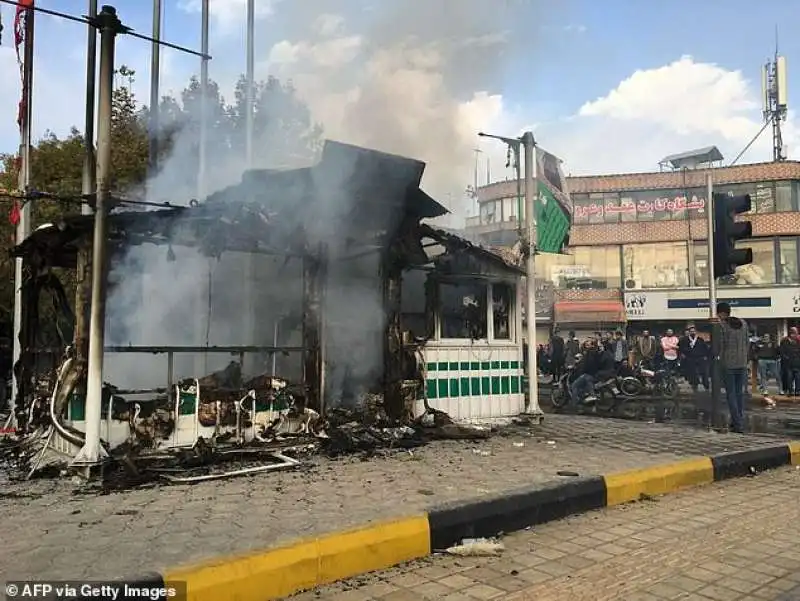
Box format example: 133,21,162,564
401,270,429,339
587,193,605,224
622,242,690,289
779,238,799,284
619,195,637,222
537,246,621,289
775,181,796,212
479,200,500,225
439,281,488,339
719,239,776,286
492,283,512,339
694,243,709,287
753,182,775,213
573,197,603,225
602,192,621,224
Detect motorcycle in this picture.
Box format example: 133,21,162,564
551,357,635,417
619,361,678,398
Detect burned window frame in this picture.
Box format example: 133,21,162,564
433,278,517,343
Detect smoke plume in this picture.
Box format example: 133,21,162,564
104,1,538,404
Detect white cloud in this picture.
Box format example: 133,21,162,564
178,0,280,32
563,24,587,34
312,14,345,38
267,36,363,68
478,56,795,181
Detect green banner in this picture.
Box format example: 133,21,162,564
535,181,571,254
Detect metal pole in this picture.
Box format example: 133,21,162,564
148,0,161,177
11,0,35,426
522,131,542,416
706,174,722,428
515,148,522,234
243,0,256,354
82,0,97,216
73,5,120,468
245,0,255,166
198,0,209,200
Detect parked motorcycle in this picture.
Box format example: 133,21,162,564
619,361,678,398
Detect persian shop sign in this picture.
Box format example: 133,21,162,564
574,195,706,220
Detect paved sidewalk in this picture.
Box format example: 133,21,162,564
0,415,792,580
302,466,800,600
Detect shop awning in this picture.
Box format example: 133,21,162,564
553,301,626,324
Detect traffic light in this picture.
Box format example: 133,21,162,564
712,192,753,279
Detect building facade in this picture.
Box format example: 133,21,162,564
466,160,800,342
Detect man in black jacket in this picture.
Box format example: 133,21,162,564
549,329,565,381
681,325,709,392
570,339,615,403
780,328,800,396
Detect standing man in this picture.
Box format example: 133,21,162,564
779,327,800,396
660,328,680,374
564,331,580,370
549,329,565,381
635,329,657,368
682,324,708,392
611,330,628,372
754,333,780,394
716,302,749,433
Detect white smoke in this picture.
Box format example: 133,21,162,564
104,1,543,403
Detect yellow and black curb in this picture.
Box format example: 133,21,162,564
115,441,800,601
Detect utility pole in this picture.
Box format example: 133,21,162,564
706,175,721,428
72,4,122,469
11,0,35,428
522,131,542,418
245,0,255,166
82,0,97,216
198,0,209,200
478,130,543,421
197,0,210,376
148,0,162,176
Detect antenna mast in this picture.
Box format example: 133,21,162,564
762,30,788,161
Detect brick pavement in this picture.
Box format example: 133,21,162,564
301,466,800,601
0,415,791,580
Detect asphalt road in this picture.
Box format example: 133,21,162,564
296,466,800,600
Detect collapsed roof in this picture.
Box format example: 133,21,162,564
12,140,520,275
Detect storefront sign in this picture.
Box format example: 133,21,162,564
574,195,705,220
625,293,648,318
666,297,772,310
623,287,799,321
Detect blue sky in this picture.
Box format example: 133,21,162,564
1,0,799,212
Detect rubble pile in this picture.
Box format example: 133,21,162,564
0,358,492,490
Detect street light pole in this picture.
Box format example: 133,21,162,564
72,5,122,470
477,131,543,420
522,131,542,417
706,174,722,429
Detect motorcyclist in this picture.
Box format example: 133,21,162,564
570,339,616,403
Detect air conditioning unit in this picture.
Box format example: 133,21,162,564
624,278,642,290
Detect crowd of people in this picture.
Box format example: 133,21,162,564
535,305,800,431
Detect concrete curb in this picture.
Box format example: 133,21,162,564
118,441,800,601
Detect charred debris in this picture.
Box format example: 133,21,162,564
2,141,520,487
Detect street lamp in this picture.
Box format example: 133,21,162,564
478,130,542,420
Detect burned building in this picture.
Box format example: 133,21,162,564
10,141,527,461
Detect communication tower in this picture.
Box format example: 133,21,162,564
761,47,788,161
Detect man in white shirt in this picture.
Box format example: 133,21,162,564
661,329,679,374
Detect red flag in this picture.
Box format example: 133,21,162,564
9,201,21,226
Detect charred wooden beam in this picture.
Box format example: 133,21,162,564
382,256,404,420
302,244,325,413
